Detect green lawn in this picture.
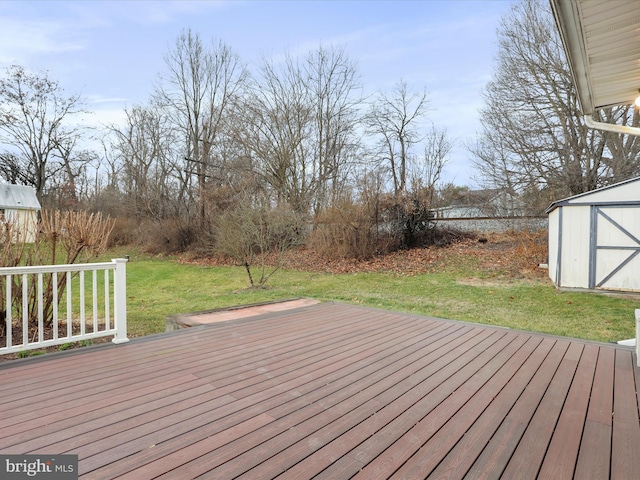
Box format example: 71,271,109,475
116,250,639,343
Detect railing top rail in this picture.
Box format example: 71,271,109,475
0,260,118,276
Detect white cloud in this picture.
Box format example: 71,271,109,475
0,18,85,65
87,95,130,105
88,107,128,128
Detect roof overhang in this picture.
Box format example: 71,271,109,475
550,0,640,134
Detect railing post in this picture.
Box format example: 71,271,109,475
112,258,129,344
636,309,639,367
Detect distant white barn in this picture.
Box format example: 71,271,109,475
0,184,41,243
546,177,640,292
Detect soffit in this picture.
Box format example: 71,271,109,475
551,0,640,115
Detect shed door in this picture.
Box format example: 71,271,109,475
590,205,640,291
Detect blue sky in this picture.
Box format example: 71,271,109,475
0,0,515,187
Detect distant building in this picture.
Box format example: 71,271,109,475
432,188,546,233
435,189,524,219
0,184,41,243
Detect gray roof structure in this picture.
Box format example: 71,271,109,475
550,0,640,116
545,176,640,214
0,184,41,210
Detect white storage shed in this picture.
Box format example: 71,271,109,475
0,184,41,243
546,177,640,292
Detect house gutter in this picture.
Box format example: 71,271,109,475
584,115,640,137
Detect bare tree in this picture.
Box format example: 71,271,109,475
0,153,26,185
597,107,640,182
303,45,362,213
154,30,248,227
48,135,99,208
238,53,314,212
363,81,454,248
365,80,430,195
413,125,453,202
109,104,179,220
470,0,640,208
239,46,362,215
0,65,86,205
216,198,305,288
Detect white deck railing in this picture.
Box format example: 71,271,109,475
636,309,640,367
1,258,129,355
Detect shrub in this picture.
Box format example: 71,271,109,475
513,229,548,270
108,216,142,247
139,218,196,255
216,203,306,287
0,210,114,332
309,199,380,260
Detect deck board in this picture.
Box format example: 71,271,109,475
0,302,638,479
463,340,570,480
536,343,597,480
498,342,583,480
574,346,615,480
232,331,515,480
611,351,640,480
155,329,499,479
374,334,535,480
423,337,553,480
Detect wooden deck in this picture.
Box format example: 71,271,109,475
0,302,639,479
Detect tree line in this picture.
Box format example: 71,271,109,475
0,31,452,258
1,0,640,264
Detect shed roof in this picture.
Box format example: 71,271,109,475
545,176,640,213
0,184,41,210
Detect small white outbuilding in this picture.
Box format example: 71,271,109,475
546,177,640,292
0,184,41,243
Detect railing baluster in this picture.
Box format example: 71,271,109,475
66,271,72,339
104,269,110,331
53,272,58,341
37,273,43,343
5,274,11,349
80,271,85,337
22,274,28,347
92,270,98,333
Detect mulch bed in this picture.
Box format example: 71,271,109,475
184,232,549,279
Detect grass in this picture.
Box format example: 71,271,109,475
111,248,640,343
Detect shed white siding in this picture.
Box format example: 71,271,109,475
549,205,592,289
0,184,41,243
547,177,640,292
13,208,39,243
547,207,560,284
